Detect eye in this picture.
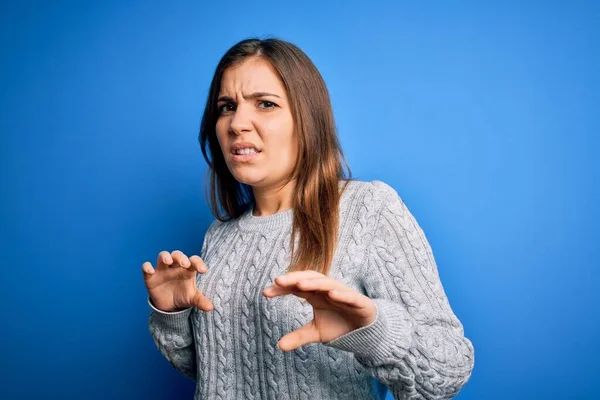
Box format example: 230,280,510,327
217,103,235,114
258,101,277,110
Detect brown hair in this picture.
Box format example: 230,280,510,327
199,37,352,276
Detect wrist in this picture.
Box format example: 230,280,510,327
148,296,190,314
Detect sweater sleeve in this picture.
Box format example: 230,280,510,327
147,220,218,381
148,300,197,381
324,181,475,399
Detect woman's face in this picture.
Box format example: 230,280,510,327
215,57,297,189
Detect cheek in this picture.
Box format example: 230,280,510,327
264,117,295,149
284,121,297,156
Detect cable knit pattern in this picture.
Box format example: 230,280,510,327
148,179,474,399
240,233,266,399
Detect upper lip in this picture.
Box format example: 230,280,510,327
231,142,262,153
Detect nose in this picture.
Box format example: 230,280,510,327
229,104,253,135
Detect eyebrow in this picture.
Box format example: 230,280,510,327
217,92,281,102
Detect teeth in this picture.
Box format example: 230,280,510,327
235,148,258,155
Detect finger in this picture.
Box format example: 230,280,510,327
327,288,372,310
192,290,214,312
142,262,155,281
278,321,320,351
271,276,347,295
170,250,191,269
262,284,296,297
264,276,345,296
264,284,363,309
189,255,208,274
274,271,326,287
294,277,348,292
263,285,315,300
263,281,330,300
156,251,173,270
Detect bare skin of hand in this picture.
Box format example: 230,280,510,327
262,271,377,351
142,250,214,313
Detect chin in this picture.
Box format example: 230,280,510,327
230,169,266,187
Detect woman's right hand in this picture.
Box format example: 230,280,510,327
142,250,214,313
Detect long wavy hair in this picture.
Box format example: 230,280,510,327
199,37,352,275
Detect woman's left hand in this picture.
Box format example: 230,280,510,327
262,271,377,351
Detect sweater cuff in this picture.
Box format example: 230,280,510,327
148,297,194,331
323,299,415,363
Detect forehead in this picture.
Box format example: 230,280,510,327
219,58,286,96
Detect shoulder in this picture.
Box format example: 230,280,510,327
340,179,402,209
203,217,234,243
200,217,234,256
206,219,223,234
336,179,407,235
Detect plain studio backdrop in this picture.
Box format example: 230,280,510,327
1,1,598,399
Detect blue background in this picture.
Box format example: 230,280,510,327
1,1,598,399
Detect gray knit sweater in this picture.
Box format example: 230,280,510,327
148,180,474,399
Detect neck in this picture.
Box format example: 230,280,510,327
251,179,296,216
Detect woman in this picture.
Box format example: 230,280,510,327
142,38,474,399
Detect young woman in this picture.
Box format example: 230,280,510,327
142,38,474,399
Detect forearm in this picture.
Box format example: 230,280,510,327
326,299,474,399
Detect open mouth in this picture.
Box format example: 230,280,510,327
231,149,262,162
232,148,262,156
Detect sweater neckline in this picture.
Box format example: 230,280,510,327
235,180,353,232
237,205,294,232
